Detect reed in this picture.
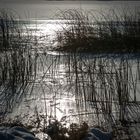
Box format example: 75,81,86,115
0,10,37,114
24,52,140,140
0,9,139,140
64,53,140,127
55,9,140,53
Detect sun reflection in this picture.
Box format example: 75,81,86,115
28,20,66,38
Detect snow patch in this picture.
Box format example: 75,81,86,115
0,126,39,140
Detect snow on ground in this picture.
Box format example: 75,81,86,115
0,126,39,140
0,125,113,140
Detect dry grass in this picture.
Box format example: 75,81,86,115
0,9,140,140
0,10,37,115
55,9,140,53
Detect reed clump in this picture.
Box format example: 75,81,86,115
65,53,140,127
55,9,140,53
0,10,37,114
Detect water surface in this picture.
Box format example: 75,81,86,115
0,1,140,19
1,0,140,133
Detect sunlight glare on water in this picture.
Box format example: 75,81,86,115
25,19,68,49
27,20,67,38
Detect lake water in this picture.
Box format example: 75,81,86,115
1,1,140,137
1,1,140,19
6,51,140,129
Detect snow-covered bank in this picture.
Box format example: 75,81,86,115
0,126,112,140
0,126,39,140
82,128,112,140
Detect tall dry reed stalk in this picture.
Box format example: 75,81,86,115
64,53,140,128
0,10,37,115
55,9,140,53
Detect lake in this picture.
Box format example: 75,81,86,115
0,1,140,19
1,1,140,139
